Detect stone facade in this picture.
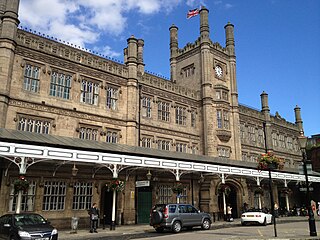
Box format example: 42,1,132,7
0,1,306,228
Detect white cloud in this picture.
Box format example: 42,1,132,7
18,0,184,53
126,0,160,14
93,45,121,58
225,3,233,9
186,0,197,7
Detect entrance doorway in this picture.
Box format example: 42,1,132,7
227,185,238,218
136,187,152,223
218,184,238,219
101,186,114,226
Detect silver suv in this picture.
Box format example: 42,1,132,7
149,203,212,233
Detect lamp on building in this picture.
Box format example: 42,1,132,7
72,163,78,177
297,133,317,237
146,170,152,181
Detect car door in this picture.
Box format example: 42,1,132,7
0,215,4,240
0,215,11,240
178,204,189,225
186,205,202,226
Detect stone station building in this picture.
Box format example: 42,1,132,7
0,0,319,229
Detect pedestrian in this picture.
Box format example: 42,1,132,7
274,202,279,218
311,200,317,217
88,203,99,233
318,202,320,216
227,204,233,222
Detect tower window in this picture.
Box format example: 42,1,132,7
182,64,195,78
217,110,229,130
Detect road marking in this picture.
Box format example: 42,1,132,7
257,229,263,236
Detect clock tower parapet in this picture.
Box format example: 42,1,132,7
199,7,210,44
169,24,178,83
294,105,304,134
224,22,235,56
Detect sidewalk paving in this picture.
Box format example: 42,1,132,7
58,216,319,240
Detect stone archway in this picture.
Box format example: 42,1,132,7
216,179,245,219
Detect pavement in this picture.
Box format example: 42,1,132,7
58,216,320,240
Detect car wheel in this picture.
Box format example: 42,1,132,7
172,221,182,233
155,227,164,233
152,211,163,225
201,218,211,230
262,217,267,226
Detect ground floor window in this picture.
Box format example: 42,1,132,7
43,181,66,211
178,186,188,204
158,185,171,204
9,180,36,212
72,182,93,210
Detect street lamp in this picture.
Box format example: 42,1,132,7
298,133,317,237
262,122,277,238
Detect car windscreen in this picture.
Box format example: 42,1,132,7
14,214,47,226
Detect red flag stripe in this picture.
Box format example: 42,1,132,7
187,8,199,19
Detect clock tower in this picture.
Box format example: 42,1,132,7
169,7,242,159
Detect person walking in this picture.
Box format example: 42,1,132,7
88,203,99,233
227,204,233,222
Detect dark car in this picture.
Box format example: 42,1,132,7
0,213,58,240
150,203,212,233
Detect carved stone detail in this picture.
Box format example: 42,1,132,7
216,129,231,142
9,99,126,126
15,46,127,87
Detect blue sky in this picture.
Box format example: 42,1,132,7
18,0,320,137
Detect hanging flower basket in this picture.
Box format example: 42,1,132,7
254,187,264,195
172,182,184,194
218,183,231,196
257,152,284,170
106,179,125,192
13,176,29,194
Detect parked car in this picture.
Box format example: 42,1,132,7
0,213,58,240
149,203,212,233
241,209,272,226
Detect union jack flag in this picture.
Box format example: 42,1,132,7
187,8,199,19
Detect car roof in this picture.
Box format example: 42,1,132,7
1,213,43,217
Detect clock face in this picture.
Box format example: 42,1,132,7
215,66,223,78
